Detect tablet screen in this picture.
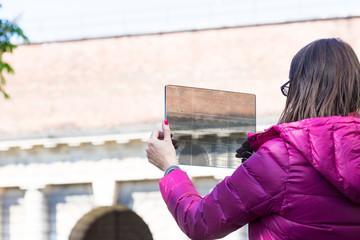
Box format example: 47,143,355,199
165,85,256,168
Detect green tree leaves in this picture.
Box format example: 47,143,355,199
0,2,29,98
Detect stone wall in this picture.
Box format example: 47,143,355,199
0,137,243,240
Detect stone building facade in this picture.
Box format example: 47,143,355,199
1,17,360,239
0,133,243,240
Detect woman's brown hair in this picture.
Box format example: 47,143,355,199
279,38,360,123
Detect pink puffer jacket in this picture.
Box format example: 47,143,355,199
159,116,360,240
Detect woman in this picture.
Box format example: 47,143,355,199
145,38,360,240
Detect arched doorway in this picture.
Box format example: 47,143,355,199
69,206,153,240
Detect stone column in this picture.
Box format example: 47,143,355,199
228,138,240,168
215,137,228,167
0,188,3,240
23,187,48,240
92,179,117,206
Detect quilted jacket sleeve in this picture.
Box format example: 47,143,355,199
159,139,289,240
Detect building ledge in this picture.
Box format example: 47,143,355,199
0,132,150,151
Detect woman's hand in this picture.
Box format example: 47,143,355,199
146,120,178,171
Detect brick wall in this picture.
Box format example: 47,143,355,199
2,17,360,136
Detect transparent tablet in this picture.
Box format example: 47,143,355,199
165,85,256,168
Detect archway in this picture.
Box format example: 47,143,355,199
69,206,153,240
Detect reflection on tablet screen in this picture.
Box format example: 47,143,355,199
165,85,256,168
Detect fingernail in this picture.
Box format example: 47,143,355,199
164,120,168,125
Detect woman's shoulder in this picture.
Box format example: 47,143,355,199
249,115,360,151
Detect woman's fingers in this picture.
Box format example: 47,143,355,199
150,130,160,141
159,123,178,149
158,131,164,140
162,120,172,140
146,121,179,171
